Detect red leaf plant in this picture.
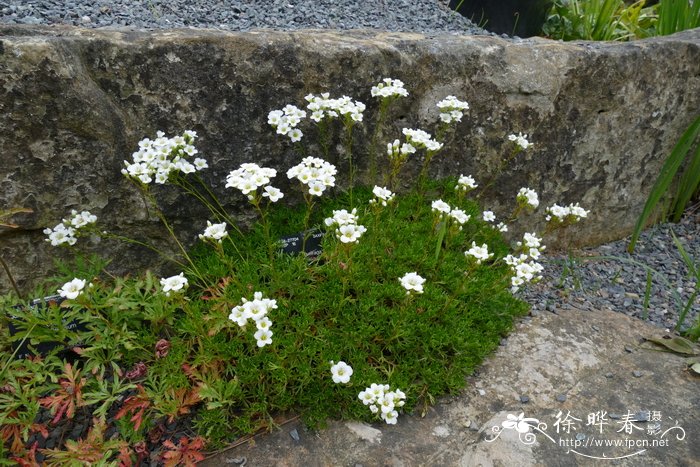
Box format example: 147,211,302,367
114,385,152,432
38,362,86,424
40,418,128,465
0,412,48,455
161,436,206,467
11,441,40,467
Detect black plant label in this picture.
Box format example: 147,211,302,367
7,295,87,359
279,230,324,259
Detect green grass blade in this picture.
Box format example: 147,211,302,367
671,229,698,277
643,269,652,320
671,142,700,222
628,114,700,252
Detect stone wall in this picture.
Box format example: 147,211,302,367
1,25,698,294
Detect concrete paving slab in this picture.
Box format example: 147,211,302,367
201,308,699,467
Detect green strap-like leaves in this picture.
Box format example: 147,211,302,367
628,114,700,253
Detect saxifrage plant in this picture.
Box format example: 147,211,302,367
1,78,589,462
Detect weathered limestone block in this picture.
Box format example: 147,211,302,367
0,25,698,294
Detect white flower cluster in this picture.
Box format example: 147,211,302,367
371,78,409,99
508,132,533,151
465,242,493,264
400,272,426,295
44,210,97,246
387,138,417,159
287,157,337,196
58,278,87,300
436,95,469,124
517,187,539,210
506,233,545,292
199,221,228,243
481,211,507,232
358,384,406,425
325,208,367,244
457,174,478,192
402,128,443,152
545,203,589,224
369,186,395,207
228,292,278,348
330,361,353,384
268,105,306,142
305,93,365,123
122,130,204,184
160,273,188,297
225,163,282,202
431,200,470,227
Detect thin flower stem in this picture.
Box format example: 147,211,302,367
369,100,390,185
141,189,207,285
345,121,355,207
192,174,244,235
0,322,37,380
0,255,22,299
478,147,522,199
100,232,188,270
252,198,275,268
301,191,315,253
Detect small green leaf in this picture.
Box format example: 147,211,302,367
645,336,698,355
690,363,700,375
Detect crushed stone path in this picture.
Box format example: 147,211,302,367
200,307,699,466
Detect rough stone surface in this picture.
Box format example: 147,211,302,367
0,25,698,293
200,308,700,466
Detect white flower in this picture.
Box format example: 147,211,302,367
199,221,228,243
400,272,426,294
160,273,188,296
228,306,248,327
337,223,367,244
508,132,533,150
482,211,496,223
254,328,273,347
124,131,203,184
370,186,395,206
324,208,358,227
465,242,493,264
371,78,409,98
436,95,469,124
545,202,589,223
449,209,470,225
567,202,589,220
226,163,277,198
358,390,376,405
289,128,303,142
431,199,452,215
308,181,326,196
517,187,539,209
58,278,86,300
262,186,284,203
287,157,337,196
44,223,77,246
382,410,399,425
497,222,508,232
256,316,272,331
522,232,542,249
457,174,478,191
360,384,406,424
193,158,208,170
402,128,442,151
330,361,353,384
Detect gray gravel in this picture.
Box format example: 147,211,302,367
0,0,487,34
521,211,700,332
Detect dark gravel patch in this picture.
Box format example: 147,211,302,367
0,0,489,34
521,211,700,332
